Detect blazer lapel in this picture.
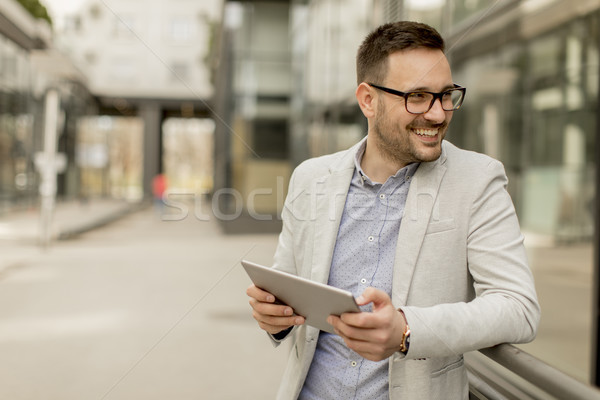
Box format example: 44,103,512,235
310,170,353,283
392,148,448,307
309,150,358,284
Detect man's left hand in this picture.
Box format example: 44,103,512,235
327,287,406,361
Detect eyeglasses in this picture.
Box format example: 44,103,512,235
368,83,467,114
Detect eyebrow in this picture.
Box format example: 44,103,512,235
408,84,456,92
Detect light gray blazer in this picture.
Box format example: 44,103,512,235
271,139,540,400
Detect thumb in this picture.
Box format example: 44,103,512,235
356,287,392,309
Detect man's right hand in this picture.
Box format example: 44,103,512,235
246,284,305,335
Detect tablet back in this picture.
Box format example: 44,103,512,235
241,260,360,334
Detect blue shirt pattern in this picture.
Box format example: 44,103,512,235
299,141,418,400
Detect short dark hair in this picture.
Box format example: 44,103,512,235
356,21,445,85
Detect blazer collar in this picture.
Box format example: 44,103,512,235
328,136,367,174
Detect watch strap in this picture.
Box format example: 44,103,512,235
398,310,410,354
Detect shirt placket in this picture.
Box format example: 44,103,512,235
339,353,363,399
359,182,394,295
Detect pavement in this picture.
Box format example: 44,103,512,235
0,198,147,273
0,198,288,399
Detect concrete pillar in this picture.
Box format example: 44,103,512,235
592,21,600,386
140,101,162,198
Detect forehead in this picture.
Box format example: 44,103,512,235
385,48,452,91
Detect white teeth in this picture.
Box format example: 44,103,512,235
414,129,437,137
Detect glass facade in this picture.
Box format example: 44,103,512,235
450,10,599,383
213,2,293,224
0,35,38,213
449,0,490,26
0,33,96,214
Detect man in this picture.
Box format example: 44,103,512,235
247,21,540,399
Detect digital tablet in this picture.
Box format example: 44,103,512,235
241,260,360,334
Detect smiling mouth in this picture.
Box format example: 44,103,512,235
413,128,438,137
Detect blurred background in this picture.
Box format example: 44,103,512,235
0,0,599,398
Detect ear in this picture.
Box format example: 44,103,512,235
356,82,377,119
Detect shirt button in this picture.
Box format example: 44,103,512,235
360,278,367,284
351,361,357,367
379,193,386,199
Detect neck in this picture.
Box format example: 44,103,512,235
361,136,407,183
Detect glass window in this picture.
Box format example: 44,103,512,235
0,34,35,211
252,119,288,159
113,15,136,39
451,11,598,384
404,0,444,30
530,34,562,82
168,17,193,42
451,0,489,25
170,62,189,82
586,13,599,99
110,58,136,82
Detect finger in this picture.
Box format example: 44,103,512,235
246,284,276,303
341,337,389,362
330,319,378,356
339,309,383,329
254,312,304,329
328,315,372,339
253,311,304,335
327,315,342,332
356,287,392,309
330,318,395,361
336,306,397,332
249,298,294,317
249,298,305,326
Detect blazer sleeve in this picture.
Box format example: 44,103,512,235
401,159,541,359
266,168,301,345
272,167,300,275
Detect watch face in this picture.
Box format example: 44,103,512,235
400,331,410,353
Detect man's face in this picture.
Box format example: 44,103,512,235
371,48,454,166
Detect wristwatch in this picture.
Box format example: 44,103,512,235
398,310,410,354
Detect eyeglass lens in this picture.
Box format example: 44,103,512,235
406,89,464,114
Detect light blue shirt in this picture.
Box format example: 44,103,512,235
299,141,418,400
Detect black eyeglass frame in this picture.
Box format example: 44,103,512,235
367,83,467,114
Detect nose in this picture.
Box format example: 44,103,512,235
423,98,447,123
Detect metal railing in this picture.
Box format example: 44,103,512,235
466,344,600,400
